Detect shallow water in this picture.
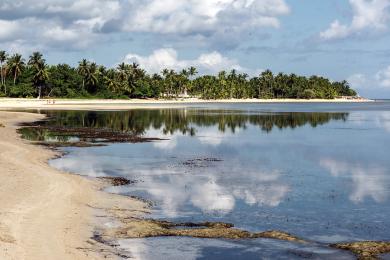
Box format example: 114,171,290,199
23,102,390,259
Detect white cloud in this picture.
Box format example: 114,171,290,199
375,65,390,87
347,73,367,89
123,0,290,34
0,20,21,41
0,0,120,23
320,0,390,40
0,0,289,52
0,0,119,52
348,65,390,90
124,48,255,75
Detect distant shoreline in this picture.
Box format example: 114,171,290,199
0,97,375,110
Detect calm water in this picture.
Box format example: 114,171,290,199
23,102,390,259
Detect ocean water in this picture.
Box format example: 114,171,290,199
22,102,390,259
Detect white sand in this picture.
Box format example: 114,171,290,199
0,97,373,111
0,111,146,259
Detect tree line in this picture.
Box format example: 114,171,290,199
0,51,357,99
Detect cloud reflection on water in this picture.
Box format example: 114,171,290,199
107,165,289,217
320,158,389,203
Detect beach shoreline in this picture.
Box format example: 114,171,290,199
0,97,374,111
0,111,147,259
2,110,390,260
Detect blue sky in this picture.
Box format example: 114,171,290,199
1,0,390,98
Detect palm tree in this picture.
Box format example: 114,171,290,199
180,69,190,96
7,54,25,85
104,71,120,93
28,52,47,99
260,69,274,98
77,59,89,90
188,66,197,78
32,61,49,99
228,69,237,99
116,62,128,82
162,69,176,98
28,52,44,68
0,51,7,89
86,62,99,90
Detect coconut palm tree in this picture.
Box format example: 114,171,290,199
187,66,198,95
77,59,89,90
28,52,44,68
116,62,128,82
0,51,7,89
228,69,237,99
218,71,229,98
260,69,274,98
7,54,25,85
32,61,49,99
104,71,120,93
188,66,197,78
86,62,99,91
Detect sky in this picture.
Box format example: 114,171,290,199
0,0,390,98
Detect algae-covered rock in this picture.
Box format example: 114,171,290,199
106,217,307,242
255,230,307,243
332,241,390,260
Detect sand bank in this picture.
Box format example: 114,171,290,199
0,98,374,111
0,111,146,259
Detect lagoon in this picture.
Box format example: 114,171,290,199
20,102,390,259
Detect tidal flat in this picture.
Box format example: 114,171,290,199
18,101,390,259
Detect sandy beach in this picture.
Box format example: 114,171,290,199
0,111,146,259
0,98,373,111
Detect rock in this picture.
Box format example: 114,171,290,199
332,241,390,260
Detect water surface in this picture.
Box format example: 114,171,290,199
22,102,390,259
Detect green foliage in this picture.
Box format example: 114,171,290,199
8,82,36,97
0,51,358,99
301,89,316,99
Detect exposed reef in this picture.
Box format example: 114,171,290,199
332,241,390,260
100,216,306,243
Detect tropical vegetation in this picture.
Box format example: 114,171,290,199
0,51,357,99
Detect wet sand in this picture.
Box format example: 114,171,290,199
0,98,373,111
0,111,147,259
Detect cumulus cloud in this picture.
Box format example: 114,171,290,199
123,48,258,75
0,20,21,41
123,0,289,34
375,65,390,87
348,65,390,90
0,0,120,24
0,0,289,52
320,0,390,41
